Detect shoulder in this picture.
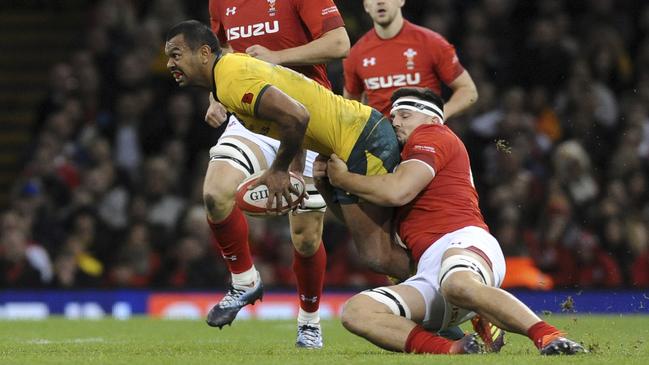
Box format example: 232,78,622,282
292,0,338,12
409,124,457,147
217,54,241,71
404,21,450,44
215,54,251,82
349,31,375,55
220,53,255,68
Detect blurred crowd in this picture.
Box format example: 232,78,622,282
2,0,649,290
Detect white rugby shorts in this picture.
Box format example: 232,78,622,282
217,115,317,177
401,226,506,331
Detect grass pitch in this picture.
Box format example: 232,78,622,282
0,315,647,364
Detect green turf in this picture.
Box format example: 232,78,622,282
0,315,647,364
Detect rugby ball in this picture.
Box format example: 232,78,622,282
235,170,306,216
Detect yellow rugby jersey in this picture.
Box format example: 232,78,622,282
212,53,373,160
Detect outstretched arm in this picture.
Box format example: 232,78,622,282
246,27,350,65
327,154,434,207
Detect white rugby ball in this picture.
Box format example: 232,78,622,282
235,170,306,216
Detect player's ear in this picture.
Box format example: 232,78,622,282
200,45,212,63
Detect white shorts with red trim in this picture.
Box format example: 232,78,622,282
401,226,506,331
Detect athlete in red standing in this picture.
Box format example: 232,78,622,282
204,0,350,348
323,87,584,356
343,0,477,118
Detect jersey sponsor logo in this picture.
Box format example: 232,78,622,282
404,48,417,70
226,20,280,40
363,73,421,90
321,6,339,15
414,145,436,154
226,7,236,16
362,57,376,67
222,254,238,261
267,0,277,16
242,93,254,104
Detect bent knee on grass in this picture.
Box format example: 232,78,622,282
440,271,483,307
341,295,388,335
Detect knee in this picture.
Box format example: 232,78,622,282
203,184,236,222
341,295,371,336
440,274,477,307
291,227,321,257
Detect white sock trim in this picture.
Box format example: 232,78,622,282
297,308,320,324
231,267,258,287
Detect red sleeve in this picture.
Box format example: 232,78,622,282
402,128,454,174
429,33,465,85
208,0,227,44
343,49,363,95
294,0,345,38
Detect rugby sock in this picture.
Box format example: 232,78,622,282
293,243,326,313
231,267,259,287
297,308,320,325
405,325,453,354
527,321,562,349
208,207,254,275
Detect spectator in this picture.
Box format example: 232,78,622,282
109,222,160,287
0,227,52,287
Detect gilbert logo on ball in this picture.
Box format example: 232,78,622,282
235,170,306,216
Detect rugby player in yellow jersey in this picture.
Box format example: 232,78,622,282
164,20,411,280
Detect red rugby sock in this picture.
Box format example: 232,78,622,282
527,321,561,349
405,325,454,354
208,207,253,274
293,243,326,313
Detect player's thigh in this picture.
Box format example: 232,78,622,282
400,252,449,330
439,226,506,288
205,135,268,198
350,284,426,323
339,201,393,252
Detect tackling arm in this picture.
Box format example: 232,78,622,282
327,154,433,207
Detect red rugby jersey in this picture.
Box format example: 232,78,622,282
344,20,464,115
209,0,344,89
395,124,488,263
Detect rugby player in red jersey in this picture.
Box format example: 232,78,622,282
343,0,477,118
341,0,504,350
203,0,350,348
324,87,585,355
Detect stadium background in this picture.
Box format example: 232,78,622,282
1,0,649,319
